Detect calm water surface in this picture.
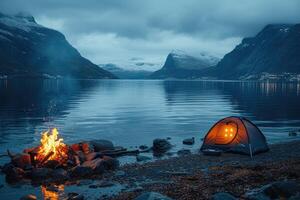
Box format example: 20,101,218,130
0,79,300,199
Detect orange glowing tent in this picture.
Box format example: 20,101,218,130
200,116,269,156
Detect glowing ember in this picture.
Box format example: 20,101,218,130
36,128,68,164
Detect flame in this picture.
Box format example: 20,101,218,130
36,128,68,163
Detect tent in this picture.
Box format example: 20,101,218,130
200,116,269,156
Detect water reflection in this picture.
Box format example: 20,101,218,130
41,185,64,200
0,79,299,155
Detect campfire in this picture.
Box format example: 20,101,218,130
2,128,141,184
34,128,68,166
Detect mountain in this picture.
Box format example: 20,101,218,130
0,12,116,79
211,24,300,80
100,63,152,79
150,50,219,79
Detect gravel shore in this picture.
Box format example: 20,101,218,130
105,140,300,199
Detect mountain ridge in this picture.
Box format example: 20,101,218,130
0,12,116,79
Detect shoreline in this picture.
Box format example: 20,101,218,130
1,139,299,199
106,140,300,199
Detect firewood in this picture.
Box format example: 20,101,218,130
39,151,54,165
100,149,140,157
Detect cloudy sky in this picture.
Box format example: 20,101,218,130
1,0,300,70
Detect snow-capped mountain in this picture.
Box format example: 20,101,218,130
99,57,162,79
150,50,220,79
0,12,116,79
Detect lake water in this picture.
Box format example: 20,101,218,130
0,79,300,199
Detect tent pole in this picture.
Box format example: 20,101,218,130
249,144,253,159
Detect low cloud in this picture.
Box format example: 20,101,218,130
1,0,300,69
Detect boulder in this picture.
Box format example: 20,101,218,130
69,166,93,178
85,152,102,161
51,168,69,181
139,145,149,150
43,160,60,169
177,149,191,156
153,139,172,153
136,155,151,162
30,168,52,181
102,156,119,170
12,153,31,169
134,192,173,200
245,180,300,200
82,158,105,174
20,194,37,200
5,167,25,183
263,181,300,198
212,192,237,200
182,137,195,145
90,140,114,152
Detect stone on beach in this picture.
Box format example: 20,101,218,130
12,153,31,169
102,156,119,170
82,158,105,174
30,168,52,181
177,149,191,156
69,166,94,178
152,138,172,153
182,137,195,145
245,180,300,199
136,155,151,162
90,139,114,152
5,166,25,182
212,192,237,200
134,192,173,200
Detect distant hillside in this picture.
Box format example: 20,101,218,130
150,50,219,79
0,12,116,79
210,24,300,80
100,63,152,79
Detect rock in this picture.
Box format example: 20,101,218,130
102,156,119,170
69,166,93,178
139,145,149,150
153,139,172,153
89,184,98,189
97,181,114,188
43,160,60,169
20,194,37,200
5,167,25,183
263,181,300,198
30,168,52,181
51,168,68,181
134,192,173,200
212,192,237,200
0,184,3,188
85,152,102,161
115,170,125,176
12,153,31,169
90,140,114,152
81,142,93,154
1,163,15,174
245,180,300,200
82,158,105,174
289,131,297,136
67,193,84,200
177,149,191,156
136,155,151,162
183,137,195,145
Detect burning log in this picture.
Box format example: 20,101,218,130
39,152,54,166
